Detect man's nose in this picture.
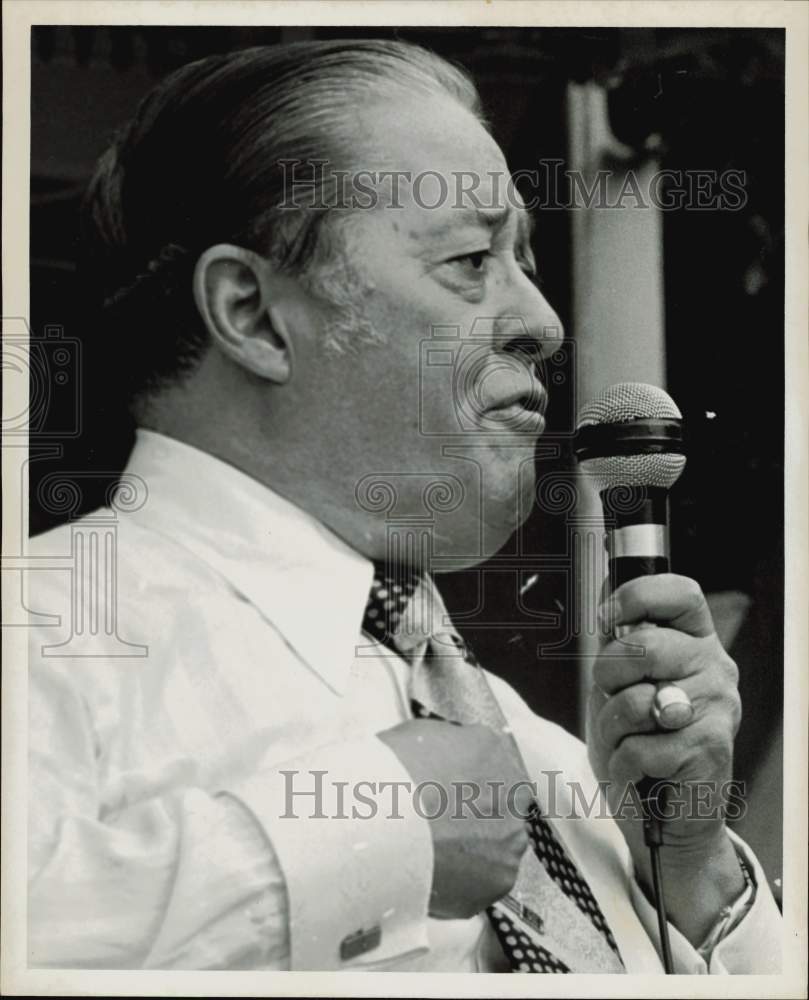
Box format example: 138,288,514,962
500,280,565,362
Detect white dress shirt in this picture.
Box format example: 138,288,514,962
27,430,782,972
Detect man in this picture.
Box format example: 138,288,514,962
28,39,781,972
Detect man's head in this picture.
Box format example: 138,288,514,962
84,40,563,567
84,40,480,397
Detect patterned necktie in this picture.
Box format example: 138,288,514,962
363,564,624,974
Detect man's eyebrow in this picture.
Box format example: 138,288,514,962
423,203,534,239
470,205,510,231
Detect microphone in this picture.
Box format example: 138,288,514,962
573,381,686,591
573,382,687,974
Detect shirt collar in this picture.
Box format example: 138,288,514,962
122,429,375,694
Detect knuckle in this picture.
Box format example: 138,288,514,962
612,579,634,601
721,687,743,733
679,575,704,604
489,861,520,902
632,626,661,659
731,688,743,730
700,646,739,688
624,685,653,725
719,651,740,686
455,894,483,919
666,575,706,618
703,727,733,771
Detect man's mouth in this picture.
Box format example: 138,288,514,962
486,381,548,433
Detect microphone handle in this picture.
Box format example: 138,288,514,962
600,482,678,971
601,486,673,824
601,485,670,590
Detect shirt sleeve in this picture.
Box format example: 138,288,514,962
29,659,433,970
628,830,782,974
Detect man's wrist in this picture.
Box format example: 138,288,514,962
634,829,747,946
695,851,756,958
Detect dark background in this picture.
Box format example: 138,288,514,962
29,26,784,885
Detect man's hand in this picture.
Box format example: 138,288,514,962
378,719,531,919
587,574,747,944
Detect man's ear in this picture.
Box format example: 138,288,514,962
192,244,293,383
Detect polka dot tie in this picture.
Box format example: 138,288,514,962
490,907,572,973
525,802,620,955
362,566,624,974
362,567,420,646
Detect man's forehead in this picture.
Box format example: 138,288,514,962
354,96,532,240
358,94,507,183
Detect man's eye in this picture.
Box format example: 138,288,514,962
448,250,491,275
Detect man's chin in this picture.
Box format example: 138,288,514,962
431,513,527,572
359,467,535,573
431,545,511,573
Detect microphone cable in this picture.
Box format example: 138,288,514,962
638,777,675,973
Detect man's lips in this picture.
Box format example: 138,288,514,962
485,381,548,432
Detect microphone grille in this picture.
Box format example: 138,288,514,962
576,382,686,491
576,382,682,428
